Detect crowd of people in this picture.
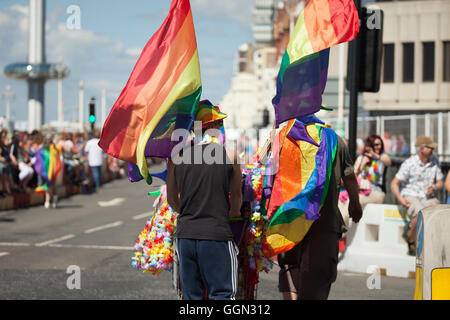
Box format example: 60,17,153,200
0,127,124,208
341,133,450,256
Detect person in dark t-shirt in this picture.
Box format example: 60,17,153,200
277,135,362,300
167,101,242,300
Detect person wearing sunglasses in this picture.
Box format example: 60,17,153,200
391,136,443,255
339,134,391,230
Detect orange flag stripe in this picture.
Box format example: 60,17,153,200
118,8,198,161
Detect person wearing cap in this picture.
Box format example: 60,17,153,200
166,100,242,300
391,136,443,255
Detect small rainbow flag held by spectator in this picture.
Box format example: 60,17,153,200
34,144,62,194
272,0,359,127
264,116,338,257
99,0,202,184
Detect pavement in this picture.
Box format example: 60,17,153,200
0,169,416,300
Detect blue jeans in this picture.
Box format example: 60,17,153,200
175,238,238,300
91,166,101,188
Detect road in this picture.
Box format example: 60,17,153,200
0,171,415,300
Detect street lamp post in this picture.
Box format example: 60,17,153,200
56,57,64,123
2,85,15,123
79,80,84,131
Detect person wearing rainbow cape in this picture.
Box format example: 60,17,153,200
166,101,242,300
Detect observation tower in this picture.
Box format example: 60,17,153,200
4,0,69,131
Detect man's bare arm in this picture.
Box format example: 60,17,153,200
391,177,410,208
166,160,181,213
342,173,363,223
229,153,242,218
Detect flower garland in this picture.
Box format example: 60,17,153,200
242,163,273,274
131,190,176,276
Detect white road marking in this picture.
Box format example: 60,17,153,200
0,242,31,247
132,212,153,220
0,252,9,257
35,234,75,247
97,197,125,207
84,221,123,234
48,244,133,251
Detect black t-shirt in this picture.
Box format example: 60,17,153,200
310,136,354,234
173,142,234,241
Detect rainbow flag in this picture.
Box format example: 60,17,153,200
264,116,338,257
34,144,62,194
273,0,359,126
99,0,202,184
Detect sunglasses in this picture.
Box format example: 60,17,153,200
373,142,382,146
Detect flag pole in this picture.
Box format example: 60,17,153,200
348,0,362,162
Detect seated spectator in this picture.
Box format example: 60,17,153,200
0,131,21,194
391,136,443,255
61,132,83,185
10,134,34,192
339,134,391,228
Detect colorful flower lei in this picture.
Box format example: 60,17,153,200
242,162,273,273
131,190,176,276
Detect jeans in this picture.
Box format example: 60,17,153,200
91,166,101,188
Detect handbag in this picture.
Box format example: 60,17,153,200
358,156,372,190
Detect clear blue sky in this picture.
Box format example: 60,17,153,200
0,0,254,124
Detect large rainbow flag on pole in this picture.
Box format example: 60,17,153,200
99,0,202,184
34,144,62,194
263,0,359,256
272,0,359,127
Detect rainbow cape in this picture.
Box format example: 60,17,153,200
273,0,359,126
34,144,62,194
264,116,338,257
99,0,202,184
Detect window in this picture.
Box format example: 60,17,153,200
402,43,414,83
444,41,450,82
383,43,394,83
422,42,435,82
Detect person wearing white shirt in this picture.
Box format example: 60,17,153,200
84,130,104,190
391,136,443,255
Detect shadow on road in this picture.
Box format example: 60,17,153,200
54,205,84,209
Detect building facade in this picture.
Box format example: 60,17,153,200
364,0,450,115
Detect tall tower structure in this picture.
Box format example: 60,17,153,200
4,0,69,132
252,0,283,47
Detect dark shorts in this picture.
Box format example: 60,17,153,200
278,230,340,300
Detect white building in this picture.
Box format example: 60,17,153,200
363,0,450,115
220,44,259,129
253,0,284,46
220,43,279,130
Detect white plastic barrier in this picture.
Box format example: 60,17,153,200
338,203,416,278
414,204,450,300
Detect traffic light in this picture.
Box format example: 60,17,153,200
89,97,96,124
347,7,384,93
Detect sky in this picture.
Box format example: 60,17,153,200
0,0,254,125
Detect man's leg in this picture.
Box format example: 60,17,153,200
278,242,303,300
296,231,340,300
91,166,101,188
176,238,205,300
197,240,238,300
404,196,439,243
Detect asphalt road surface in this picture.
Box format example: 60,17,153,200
0,171,415,300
